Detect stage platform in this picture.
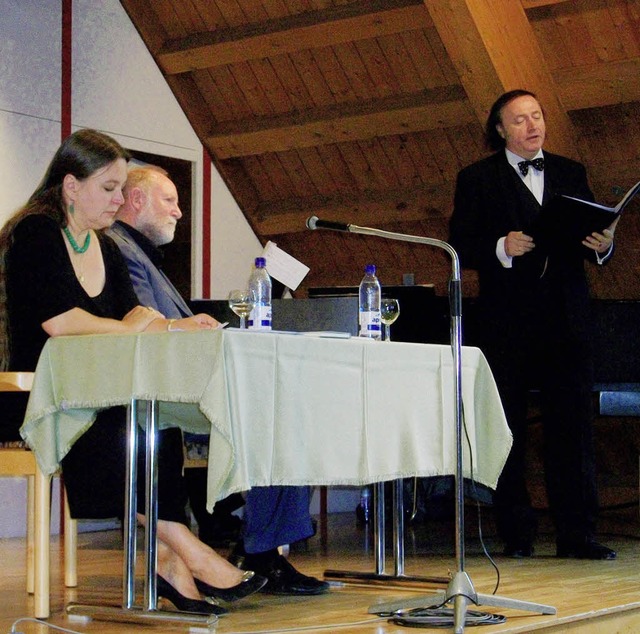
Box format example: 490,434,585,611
1,504,639,633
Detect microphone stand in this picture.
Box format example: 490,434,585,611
308,219,556,633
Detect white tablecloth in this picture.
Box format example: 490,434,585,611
21,330,511,510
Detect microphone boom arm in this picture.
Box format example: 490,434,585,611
307,218,554,631
309,217,465,569
341,223,461,284
345,223,465,569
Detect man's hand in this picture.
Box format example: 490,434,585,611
505,231,535,258
178,314,220,331
582,217,618,253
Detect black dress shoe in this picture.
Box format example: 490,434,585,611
556,539,617,560
503,541,534,558
194,570,268,602
157,575,228,615
229,545,330,596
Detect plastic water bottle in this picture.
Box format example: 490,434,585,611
248,257,272,330
358,264,381,340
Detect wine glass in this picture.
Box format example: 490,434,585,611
380,298,400,341
228,289,254,329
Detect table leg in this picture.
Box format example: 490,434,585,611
324,479,448,588
123,398,138,608
393,479,405,576
143,400,159,611
374,482,386,575
66,399,215,626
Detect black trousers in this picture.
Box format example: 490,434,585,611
481,298,598,544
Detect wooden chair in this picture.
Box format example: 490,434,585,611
0,371,77,618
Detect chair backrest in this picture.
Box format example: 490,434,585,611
0,372,34,451
0,369,77,618
0,371,34,392
0,372,35,468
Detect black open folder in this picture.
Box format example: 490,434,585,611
533,179,640,250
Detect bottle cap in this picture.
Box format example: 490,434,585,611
255,257,266,268
365,264,376,275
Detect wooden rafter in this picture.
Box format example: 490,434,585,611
556,58,640,111
254,182,455,235
206,86,472,158
157,0,432,75
521,0,572,8
123,0,637,162
424,0,579,159
201,56,636,160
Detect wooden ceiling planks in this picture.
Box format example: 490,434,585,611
529,1,640,81
555,58,640,110
119,0,640,299
151,0,191,37
205,90,473,159
574,102,640,195
156,2,431,75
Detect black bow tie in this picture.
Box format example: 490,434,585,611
518,158,545,176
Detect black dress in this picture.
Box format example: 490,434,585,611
5,214,188,522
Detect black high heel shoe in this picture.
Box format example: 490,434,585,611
157,575,228,615
194,570,268,602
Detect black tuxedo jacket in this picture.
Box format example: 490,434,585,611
449,150,611,346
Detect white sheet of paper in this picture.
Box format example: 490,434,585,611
262,241,310,290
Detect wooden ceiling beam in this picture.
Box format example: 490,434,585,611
204,53,638,160
555,58,640,111
206,86,473,158
424,0,580,159
521,0,572,8
254,183,455,235
157,0,431,74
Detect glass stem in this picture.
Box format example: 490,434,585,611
240,316,246,329
385,325,391,341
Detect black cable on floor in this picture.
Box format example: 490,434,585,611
390,606,507,628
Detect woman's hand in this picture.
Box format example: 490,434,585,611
126,307,219,333
43,306,165,337
123,305,165,332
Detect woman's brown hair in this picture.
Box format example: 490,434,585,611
0,129,130,369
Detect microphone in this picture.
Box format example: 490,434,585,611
302,212,472,617
306,216,351,232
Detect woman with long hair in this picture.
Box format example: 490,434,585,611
0,129,266,614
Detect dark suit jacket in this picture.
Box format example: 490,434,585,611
449,150,611,345
107,221,192,319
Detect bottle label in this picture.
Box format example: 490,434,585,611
359,311,381,338
248,305,272,330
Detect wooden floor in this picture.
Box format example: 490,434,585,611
2,502,640,634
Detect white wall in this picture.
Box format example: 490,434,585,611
210,168,263,297
0,0,61,218
0,0,263,536
0,0,261,299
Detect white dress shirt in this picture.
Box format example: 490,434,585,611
496,149,545,268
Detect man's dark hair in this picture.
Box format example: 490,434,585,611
485,89,539,151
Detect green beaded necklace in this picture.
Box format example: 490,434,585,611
63,226,91,254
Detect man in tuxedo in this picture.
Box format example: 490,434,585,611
449,89,617,560
108,166,329,595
